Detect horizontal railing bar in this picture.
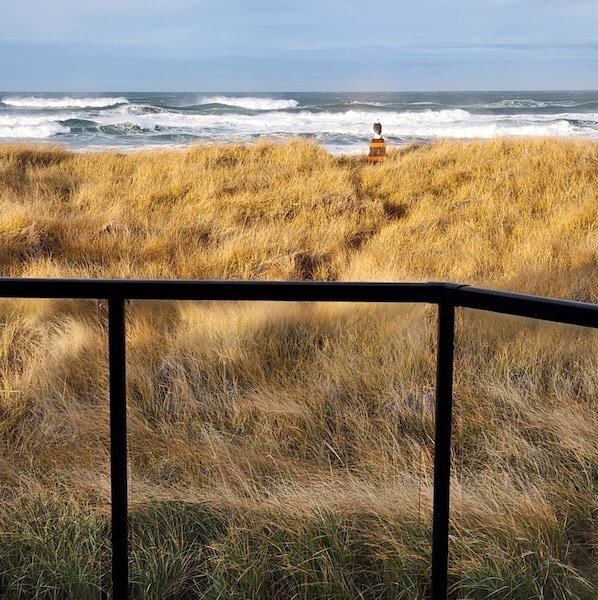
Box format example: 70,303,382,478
0,279,438,303
1,278,596,328
0,278,598,328
454,285,598,329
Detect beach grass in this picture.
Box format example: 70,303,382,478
0,138,596,598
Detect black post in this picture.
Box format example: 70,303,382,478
108,297,128,599
431,300,455,600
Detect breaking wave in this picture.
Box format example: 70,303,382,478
1,96,129,109
1,91,596,153
0,114,70,138
196,96,299,110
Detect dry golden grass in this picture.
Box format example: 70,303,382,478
0,138,596,598
1,138,595,296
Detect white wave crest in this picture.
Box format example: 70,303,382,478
89,108,583,140
1,101,595,148
1,96,129,109
196,96,299,110
394,109,472,124
490,99,580,109
118,104,167,115
0,114,70,138
400,120,576,140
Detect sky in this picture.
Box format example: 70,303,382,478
1,0,597,92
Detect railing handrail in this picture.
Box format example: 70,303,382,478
1,278,597,325
1,278,596,600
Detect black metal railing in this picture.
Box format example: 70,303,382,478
1,278,596,600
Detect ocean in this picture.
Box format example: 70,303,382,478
1,90,597,155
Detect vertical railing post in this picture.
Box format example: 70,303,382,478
108,297,128,599
431,299,456,600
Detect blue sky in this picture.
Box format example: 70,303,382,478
1,0,597,91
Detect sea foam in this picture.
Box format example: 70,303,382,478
1,91,596,152
196,96,299,110
1,96,129,109
88,107,586,141
0,114,70,138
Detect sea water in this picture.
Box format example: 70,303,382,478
1,90,597,155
